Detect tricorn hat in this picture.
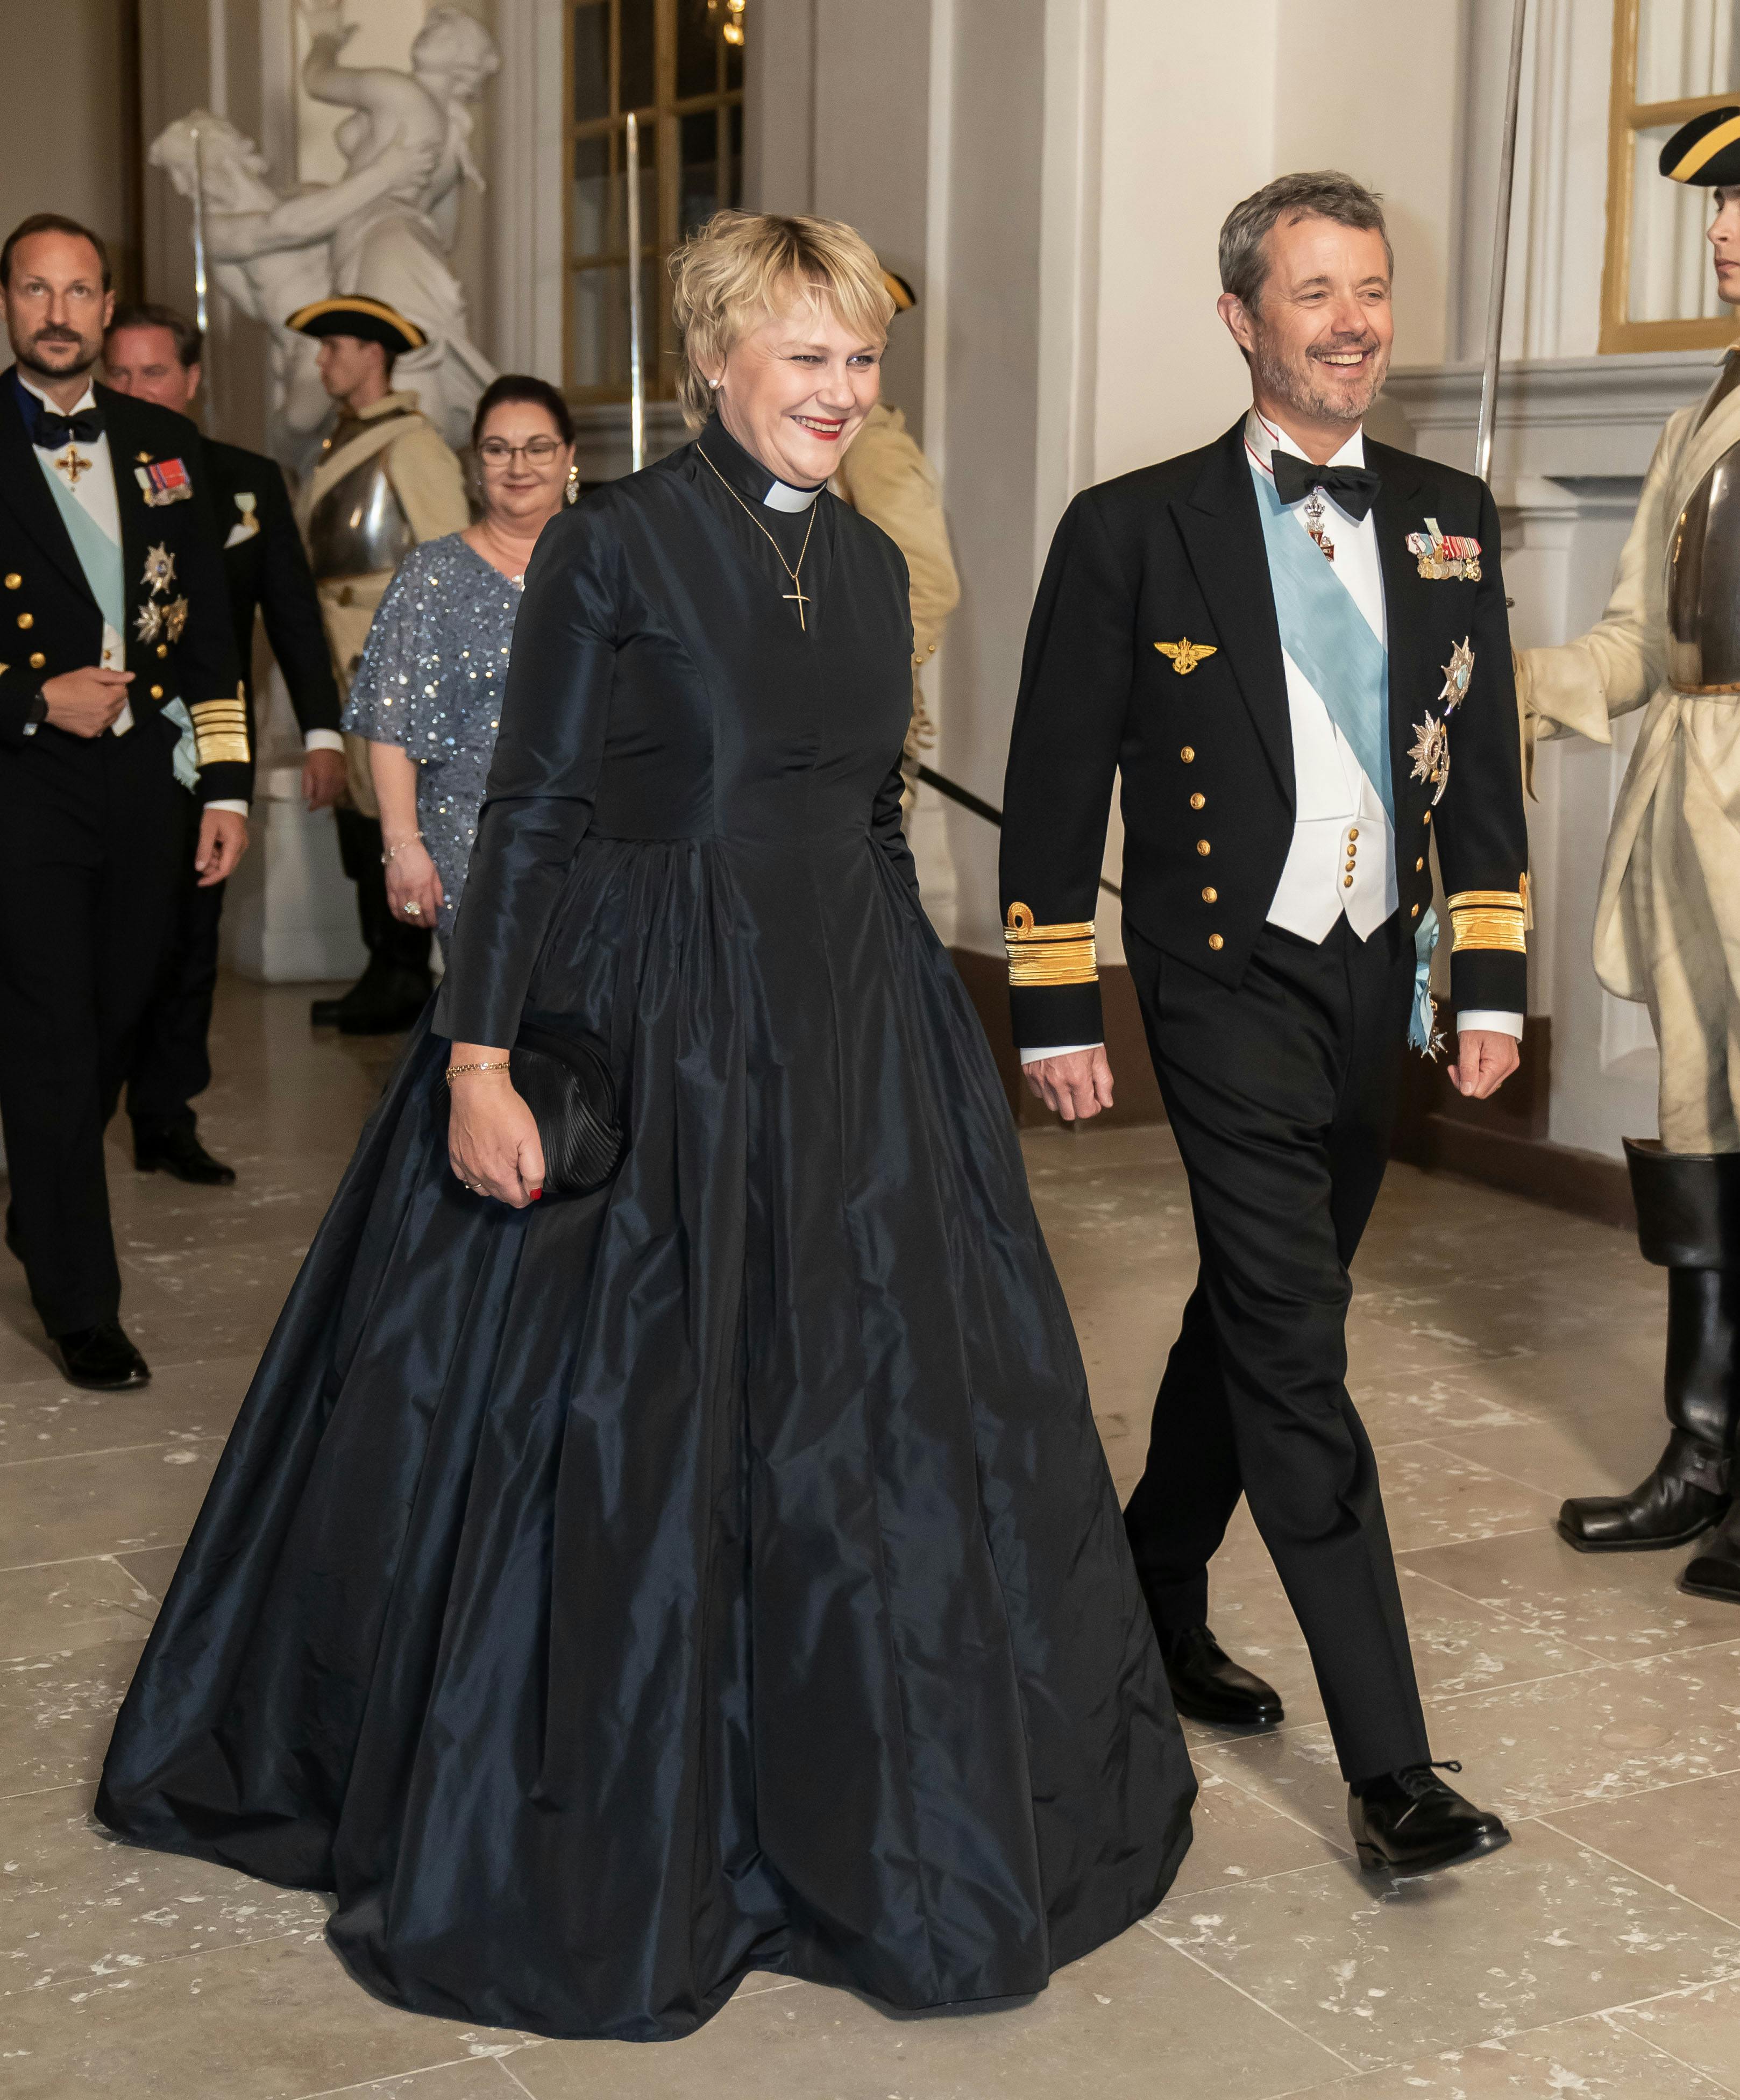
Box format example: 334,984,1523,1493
882,270,917,314
1660,107,1740,186
285,295,427,358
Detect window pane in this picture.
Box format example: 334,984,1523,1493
676,0,718,98
680,109,719,236
1636,0,1740,104
572,131,610,258
572,261,660,394
621,0,655,111
1630,123,1728,320
573,1,609,123
727,101,743,206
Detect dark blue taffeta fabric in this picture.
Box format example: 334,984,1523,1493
96,419,1195,2042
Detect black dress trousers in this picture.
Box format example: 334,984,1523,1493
0,722,189,1335
1120,911,1432,1782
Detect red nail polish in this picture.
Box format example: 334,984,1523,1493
530,1188,543,1201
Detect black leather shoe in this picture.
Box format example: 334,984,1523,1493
311,956,431,1036
1558,1443,1729,1552
1680,1502,1740,1602
1349,1762,1509,1875
53,1322,150,1390
309,991,347,1026
1160,1625,1284,1728
134,1125,236,1186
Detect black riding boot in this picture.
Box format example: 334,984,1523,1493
1558,1138,1740,1552
309,809,432,1033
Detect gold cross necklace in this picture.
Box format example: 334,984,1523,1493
697,445,817,631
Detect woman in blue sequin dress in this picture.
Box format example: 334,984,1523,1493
344,376,576,938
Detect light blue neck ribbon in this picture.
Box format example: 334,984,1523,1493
37,453,125,637
1251,460,1439,1052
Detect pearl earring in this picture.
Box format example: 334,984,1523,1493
711,378,722,389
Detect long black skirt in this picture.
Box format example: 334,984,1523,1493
96,832,1194,2040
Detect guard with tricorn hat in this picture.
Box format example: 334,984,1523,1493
1517,105,1740,1600
287,292,468,1034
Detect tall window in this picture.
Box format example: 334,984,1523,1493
566,0,747,402
1602,0,1740,351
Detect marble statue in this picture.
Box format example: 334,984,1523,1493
148,2,500,469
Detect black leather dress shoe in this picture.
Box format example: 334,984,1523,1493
134,1125,236,1186
1558,1434,1728,1552
53,1322,150,1390
311,958,431,1036
1349,1763,1509,1875
1160,1625,1284,1728
1680,1503,1740,1601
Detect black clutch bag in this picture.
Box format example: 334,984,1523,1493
505,1023,626,1200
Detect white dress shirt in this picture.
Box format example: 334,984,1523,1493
1019,407,1519,1061
20,375,247,814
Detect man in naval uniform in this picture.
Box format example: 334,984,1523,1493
1002,172,1529,1876
829,271,958,801
104,301,346,1186
288,294,468,1034
0,214,248,1389
1518,110,1740,1604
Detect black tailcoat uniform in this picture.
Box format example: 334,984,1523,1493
126,438,343,1138
1001,419,1529,1780
0,372,246,1337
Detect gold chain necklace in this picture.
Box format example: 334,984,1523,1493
696,445,818,631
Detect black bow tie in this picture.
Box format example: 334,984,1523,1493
1270,452,1381,522
27,400,102,451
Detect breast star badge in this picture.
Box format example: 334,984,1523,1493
1156,637,1218,675
141,544,175,597
162,596,189,643
1437,636,1474,712
1409,713,1451,805
134,600,164,644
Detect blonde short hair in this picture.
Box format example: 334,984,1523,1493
670,210,896,429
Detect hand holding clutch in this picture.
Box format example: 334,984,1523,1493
447,1049,546,1207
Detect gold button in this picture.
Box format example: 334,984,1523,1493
1181,746,1195,763
157,643,168,657
1343,875,1354,888
1415,857,1425,872
1196,839,1211,857
1347,827,1358,841
1189,792,1205,810
1208,933,1224,951
1201,886,1217,903
150,684,164,699
1410,903,1421,918
16,613,32,629
29,652,44,668
4,573,19,590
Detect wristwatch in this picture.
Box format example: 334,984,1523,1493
25,689,47,727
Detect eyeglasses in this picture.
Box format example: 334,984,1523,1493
477,437,564,466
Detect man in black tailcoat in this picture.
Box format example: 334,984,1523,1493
0,216,248,1388
1001,172,1530,1876
104,302,345,1186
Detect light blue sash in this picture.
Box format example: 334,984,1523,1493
1251,462,1391,822
39,456,125,637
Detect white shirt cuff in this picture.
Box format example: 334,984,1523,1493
1457,1010,1523,1040
204,799,250,817
1019,1041,1103,1066
304,728,345,754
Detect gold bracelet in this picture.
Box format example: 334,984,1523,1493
381,833,425,864
445,1060,513,1082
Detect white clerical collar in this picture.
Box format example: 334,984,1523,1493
1243,406,1365,478
762,476,822,513
19,372,98,425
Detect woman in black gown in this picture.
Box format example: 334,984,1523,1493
96,211,1194,2042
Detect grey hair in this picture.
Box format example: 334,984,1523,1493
1218,171,1391,312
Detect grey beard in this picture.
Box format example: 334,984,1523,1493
1251,335,1386,426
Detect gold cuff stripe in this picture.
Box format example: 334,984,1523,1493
1670,112,1740,182
1447,888,1528,955
1005,902,1099,987
191,696,251,768
194,731,251,768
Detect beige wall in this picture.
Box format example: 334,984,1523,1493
0,0,135,288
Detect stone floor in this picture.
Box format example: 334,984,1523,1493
4,977,1740,2098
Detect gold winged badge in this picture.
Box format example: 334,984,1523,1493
1156,637,1217,675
